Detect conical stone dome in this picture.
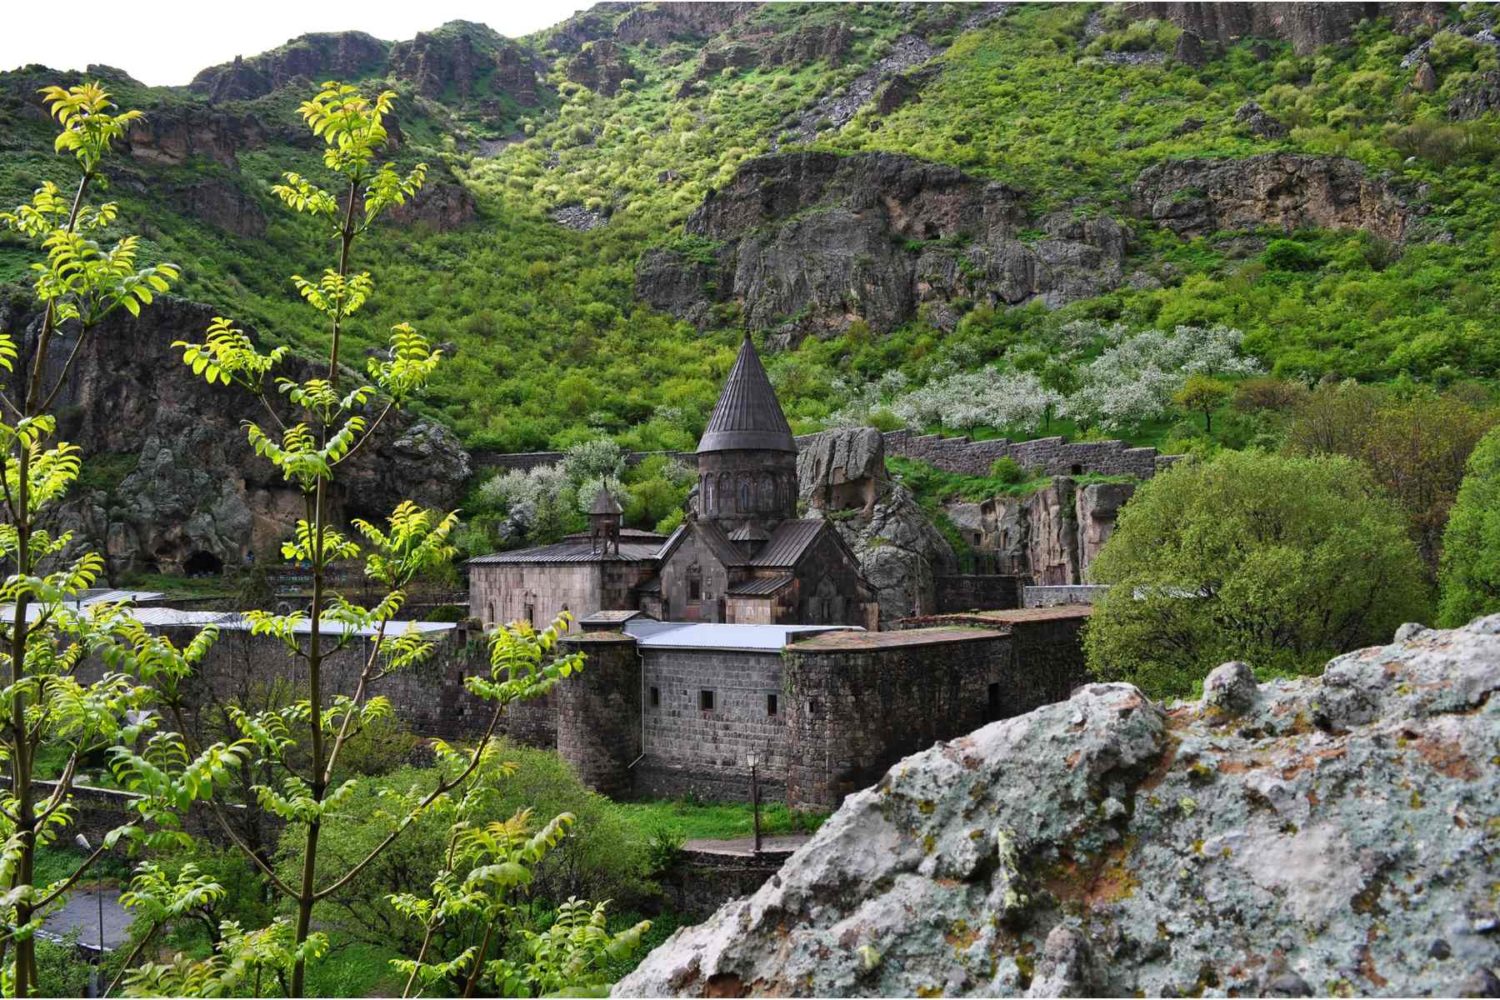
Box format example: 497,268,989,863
697,337,797,454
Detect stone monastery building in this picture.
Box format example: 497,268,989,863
469,336,879,631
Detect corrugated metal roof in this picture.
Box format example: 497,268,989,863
697,337,797,454
727,574,794,597
623,619,856,652
749,519,825,568
469,537,661,564
4,604,455,638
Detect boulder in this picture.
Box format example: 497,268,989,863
617,615,1500,997
1411,60,1438,94
798,428,955,621
1134,153,1409,241
1234,99,1289,139
1170,29,1207,66
638,152,1127,339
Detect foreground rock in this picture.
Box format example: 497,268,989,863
617,616,1500,997
638,152,1126,340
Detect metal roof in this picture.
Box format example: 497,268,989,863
578,609,650,626
727,523,770,542
697,337,797,454
3,603,455,638
727,574,794,597
749,519,826,568
468,536,662,564
622,619,856,652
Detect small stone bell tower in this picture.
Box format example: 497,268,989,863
589,487,622,555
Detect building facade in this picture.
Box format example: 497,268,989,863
469,336,878,630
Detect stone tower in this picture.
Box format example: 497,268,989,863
697,336,799,534
588,487,622,555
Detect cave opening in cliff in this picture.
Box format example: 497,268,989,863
184,550,224,577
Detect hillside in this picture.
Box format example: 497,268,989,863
2,2,1499,452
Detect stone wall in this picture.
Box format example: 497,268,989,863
878,430,1175,479
934,573,1021,613
556,633,641,797
469,560,654,632
637,649,790,800
152,624,500,742
472,431,1175,482
781,629,1010,809
1024,584,1110,607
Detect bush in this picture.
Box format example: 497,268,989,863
989,457,1026,484
1085,450,1430,697
1262,239,1321,272
1438,426,1500,626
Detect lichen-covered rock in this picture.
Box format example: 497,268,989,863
1134,153,1409,242
638,152,1127,340
617,616,1500,998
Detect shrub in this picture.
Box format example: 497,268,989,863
1262,239,1321,272
1085,450,1430,697
989,457,1027,484
1438,426,1500,626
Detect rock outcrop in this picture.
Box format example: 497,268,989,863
799,428,957,620
189,32,390,102
617,615,1500,997
1449,70,1500,120
638,152,1127,340
165,179,268,238
1126,3,1443,56
4,296,470,578
120,107,274,167
566,40,636,97
1134,153,1409,241
611,3,757,45
385,177,478,232
955,479,1135,585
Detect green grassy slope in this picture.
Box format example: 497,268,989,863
1,3,1497,453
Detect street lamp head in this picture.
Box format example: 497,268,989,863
74,833,90,851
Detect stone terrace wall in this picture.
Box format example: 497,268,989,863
473,432,1177,481
637,648,791,801
935,573,1021,613
781,629,1011,809
880,430,1176,479
1023,584,1110,607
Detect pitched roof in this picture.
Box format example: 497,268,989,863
749,519,827,568
693,518,748,568
468,535,662,564
697,336,797,454
727,523,770,542
727,574,794,597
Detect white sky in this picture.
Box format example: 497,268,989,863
0,0,591,87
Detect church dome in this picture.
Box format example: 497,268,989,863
697,336,797,453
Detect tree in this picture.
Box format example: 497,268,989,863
1172,374,1232,433
1285,381,1496,571
1438,426,1500,626
165,83,585,995
0,84,246,995
1085,450,1430,698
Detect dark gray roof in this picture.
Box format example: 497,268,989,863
589,489,623,515
727,574,794,597
697,337,796,454
749,519,826,568
578,609,650,626
693,519,749,568
468,536,662,564
727,523,770,542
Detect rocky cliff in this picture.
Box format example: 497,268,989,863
1134,153,1410,242
947,479,1136,586
617,615,1500,997
1128,3,1446,56
638,152,1127,341
3,296,470,579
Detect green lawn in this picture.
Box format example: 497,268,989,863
613,799,826,841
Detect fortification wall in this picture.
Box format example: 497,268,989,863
781,629,1011,809
471,432,1176,482
637,648,790,801
880,430,1174,479
556,633,641,798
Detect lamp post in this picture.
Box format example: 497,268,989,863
746,752,762,854
74,834,104,997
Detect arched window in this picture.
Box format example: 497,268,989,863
738,475,753,511
718,472,732,512
758,473,774,510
